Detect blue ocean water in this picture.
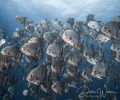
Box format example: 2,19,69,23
0,0,120,100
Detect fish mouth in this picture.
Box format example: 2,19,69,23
21,47,28,53
1,50,8,55
115,57,120,62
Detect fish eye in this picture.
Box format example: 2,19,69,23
53,65,55,68
104,26,107,29
4,49,5,51
8,53,9,55
54,85,56,88
92,25,94,27
108,30,111,32
99,72,100,74
70,37,72,40
36,77,38,80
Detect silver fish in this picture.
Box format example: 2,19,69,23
110,41,120,52
51,19,61,27
28,37,43,46
40,19,49,26
67,65,80,79
101,22,120,39
66,17,74,26
46,40,62,58
21,43,40,57
0,39,6,46
26,65,47,85
25,23,36,33
1,46,21,60
111,16,120,22
0,54,11,72
15,15,27,26
34,25,44,37
91,61,106,79
82,66,92,81
43,32,54,45
51,81,63,95
62,30,79,47
63,23,73,30
95,34,110,44
88,21,102,32
51,59,64,74
64,52,81,66
68,78,77,88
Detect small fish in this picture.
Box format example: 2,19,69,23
34,25,44,37
111,16,120,22
64,52,81,66
101,22,120,39
74,21,83,31
43,32,54,45
23,89,29,96
12,32,21,39
28,37,43,46
110,41,120,52
46,40,63,58
91,61,106,79
26,65,47,85
82,66,92,81
62,30,79,47
95,34,110,44
51,81,63,95
21,42,40,57
63,23,73,30
67,65,80,79
25,23,36,33
68,78,77,88
51,19,61,26
86,14,94,21
1,45,21,60
88,21,102,32
86,56,98,65
51,59,64,74
40,19,49,26
56,24,64,37
15,15,27,26
66,17,74,26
